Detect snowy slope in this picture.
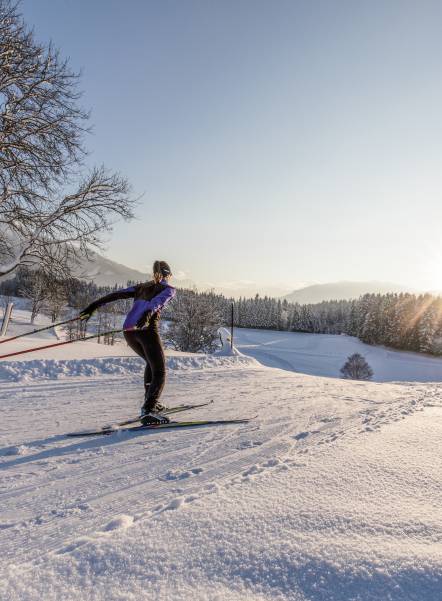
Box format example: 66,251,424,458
234,327,442,382
0,351,441,600
1,310,442,600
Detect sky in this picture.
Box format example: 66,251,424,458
19,0,442,295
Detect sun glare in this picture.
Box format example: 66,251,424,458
423,252,442,292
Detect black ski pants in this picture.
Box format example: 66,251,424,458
124,323,166,410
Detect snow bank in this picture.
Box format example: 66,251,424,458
0,353,258,382
168,354,255,370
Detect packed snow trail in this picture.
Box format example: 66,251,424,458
0,358,442,600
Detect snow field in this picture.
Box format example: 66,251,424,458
3,304,442,383
234,328,442,382
1,306,442,599
1,359,441,600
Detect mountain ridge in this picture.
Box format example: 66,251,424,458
72,252,440,301
284,281,419,304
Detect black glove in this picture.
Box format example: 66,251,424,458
136,310,153,329
79,302,99,322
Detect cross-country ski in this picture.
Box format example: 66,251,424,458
67,417,253,437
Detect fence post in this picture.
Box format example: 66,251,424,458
0,303,14,337
231,302,234,350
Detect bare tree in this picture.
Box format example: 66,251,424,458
165,290,222,353
0,1,136,278
96,306,120,345
340,353,374,381
19,269,49,323
62,317,84,342
43,278,68,323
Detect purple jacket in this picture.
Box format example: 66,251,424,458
123,282,176,329
91,280,176,329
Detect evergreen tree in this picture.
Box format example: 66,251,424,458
416,301,439,353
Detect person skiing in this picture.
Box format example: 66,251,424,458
79,260,176,425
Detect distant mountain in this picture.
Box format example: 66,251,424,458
73,251,147,286
6,236,431,301
73,252,289,295
285,281,418,304
74,251,196,289
73,257,425,303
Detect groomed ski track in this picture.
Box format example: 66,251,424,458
1,358,442,600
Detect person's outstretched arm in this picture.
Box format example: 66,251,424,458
79,286,136,321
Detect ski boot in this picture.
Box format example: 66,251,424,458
140,410,170,426
140,391,170,424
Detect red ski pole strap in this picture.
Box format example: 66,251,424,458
0,317,80,345
0,328,125,360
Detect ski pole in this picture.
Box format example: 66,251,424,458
0,327,125,360
0,316,81,345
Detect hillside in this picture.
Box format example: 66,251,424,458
233,327,442,382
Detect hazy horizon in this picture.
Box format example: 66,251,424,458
20,0,442,293
80,250,441,298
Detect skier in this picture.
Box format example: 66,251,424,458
79,260,176,424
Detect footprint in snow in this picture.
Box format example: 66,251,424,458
56,538,92,555
237,440,263,450
242,464,264,477
203,483,220,493
262,458,281,467
318,417,338,424
160,495,200,513
160,467,203,481
102,514,134,532
241,457,283,480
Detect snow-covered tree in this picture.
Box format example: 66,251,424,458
416,300,439,353
340,353,374,380
165,290,222,353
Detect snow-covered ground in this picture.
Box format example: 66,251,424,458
1,308,442,600
234,327,442,382
3,304,442,383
